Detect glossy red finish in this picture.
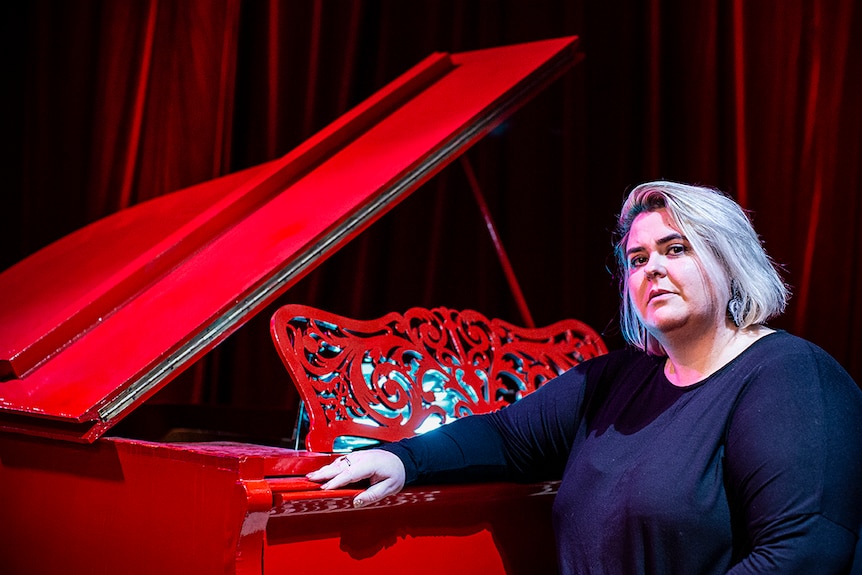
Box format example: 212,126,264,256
0,37,581,443
0,433,331,575
0,38,585,575
0,433,559,575
264,480,561,575
271,305,607,452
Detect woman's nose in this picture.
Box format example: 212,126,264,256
645,254,666,278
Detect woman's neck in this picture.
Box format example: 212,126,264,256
660,323,773,387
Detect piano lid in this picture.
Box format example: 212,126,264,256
0,37,582,442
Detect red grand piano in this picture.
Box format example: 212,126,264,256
0,37,599,575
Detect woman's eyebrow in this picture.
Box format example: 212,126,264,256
625,233,686,257
657,233,686,245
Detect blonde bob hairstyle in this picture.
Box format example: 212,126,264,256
613,181,790,355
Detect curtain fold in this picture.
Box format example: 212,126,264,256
6,0,860,408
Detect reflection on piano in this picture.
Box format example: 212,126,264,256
0,37,590,575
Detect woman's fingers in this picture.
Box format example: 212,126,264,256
353,475,402,508
305,455,353,487
305,449,406,506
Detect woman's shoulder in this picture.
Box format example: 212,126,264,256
555,346,664,397
739,330,853,378
541,347,653,393
571,345,660,377
730,330,861,408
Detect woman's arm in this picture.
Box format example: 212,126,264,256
306,358,597,506
724,345,862,573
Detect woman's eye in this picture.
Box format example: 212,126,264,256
668,244,686,256
629,255,647,268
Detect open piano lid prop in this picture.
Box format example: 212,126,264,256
0,36,582,443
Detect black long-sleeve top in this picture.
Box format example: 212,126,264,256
381,331,862,574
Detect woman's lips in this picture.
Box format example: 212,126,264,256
648,289,674,302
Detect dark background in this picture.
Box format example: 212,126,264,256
4,1,860,417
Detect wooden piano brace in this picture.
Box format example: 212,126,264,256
460,155,536,329
285,157,543,449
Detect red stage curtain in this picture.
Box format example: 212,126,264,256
5,1,860,410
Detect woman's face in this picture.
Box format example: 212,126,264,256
624,209,720,341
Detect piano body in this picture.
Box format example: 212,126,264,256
0,38,584,575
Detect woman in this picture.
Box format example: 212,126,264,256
307,181,862,574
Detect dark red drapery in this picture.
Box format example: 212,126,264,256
5,1,860,412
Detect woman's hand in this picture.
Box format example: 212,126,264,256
306,449,406,508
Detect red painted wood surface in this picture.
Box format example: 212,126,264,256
0,38,584,575
0,37,580,442
271,305,606,452
0,433,559,575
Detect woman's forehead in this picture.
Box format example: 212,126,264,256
626,209,681,245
